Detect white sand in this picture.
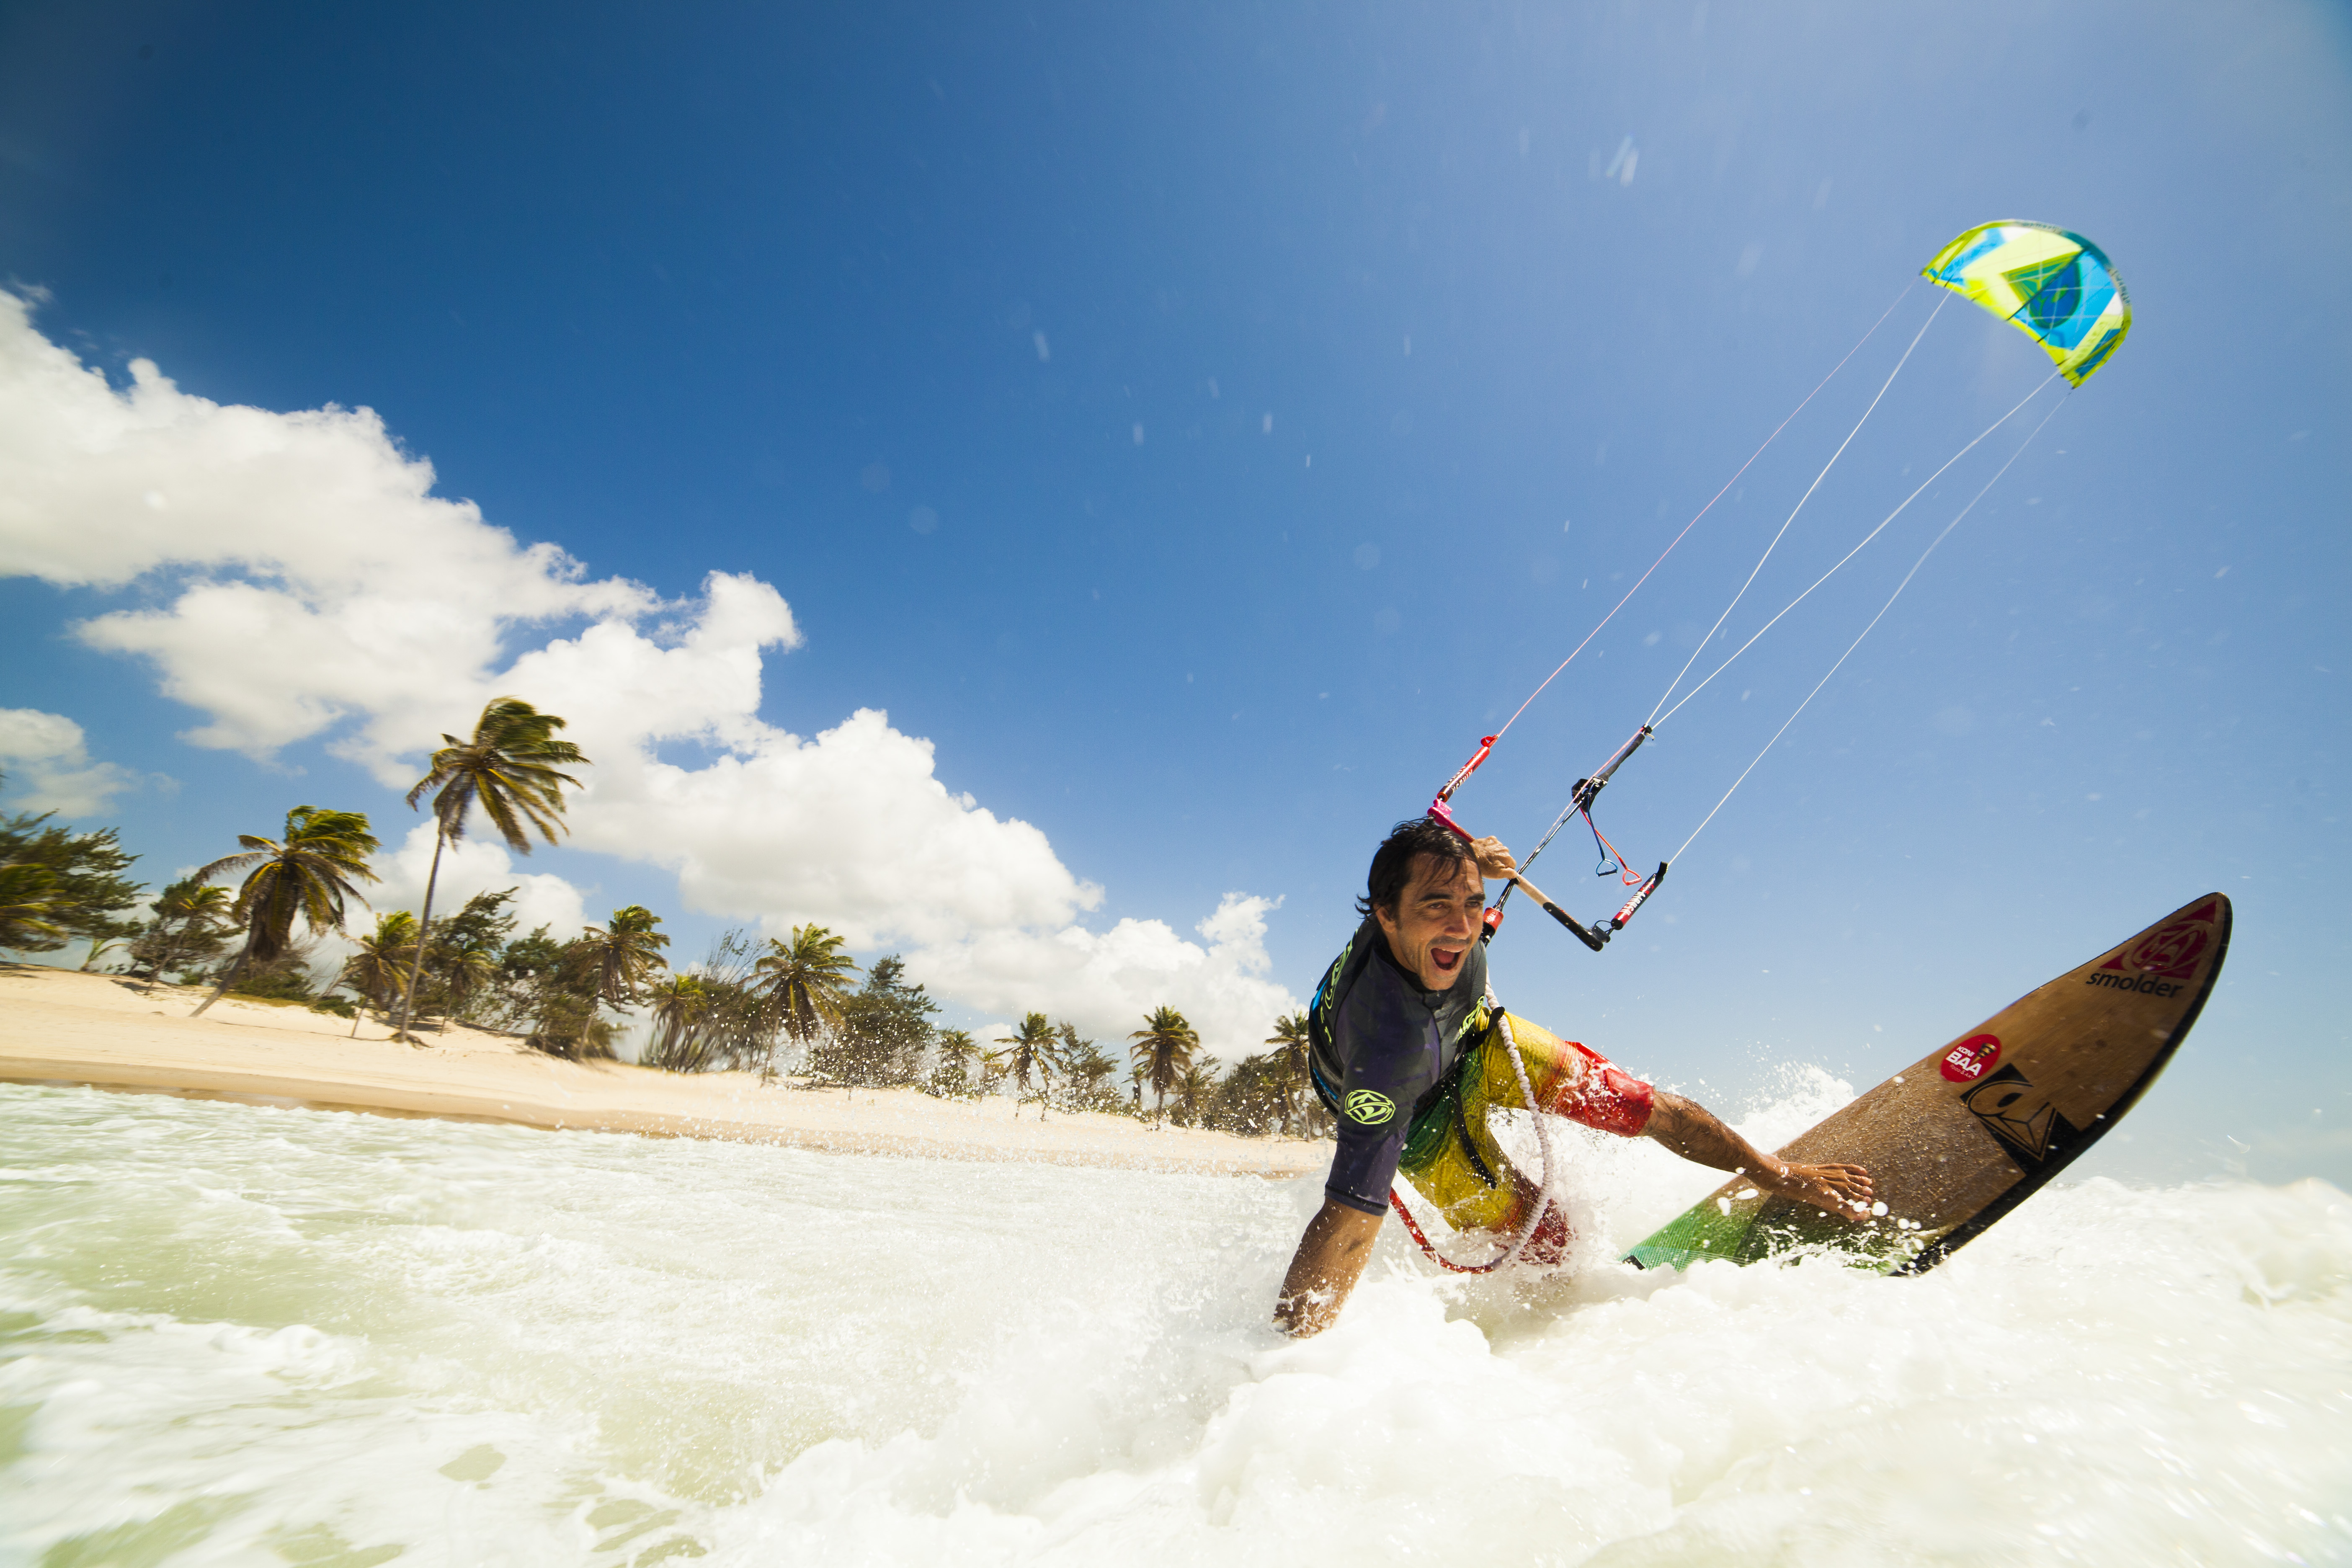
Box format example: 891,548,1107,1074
0,965,1326,1177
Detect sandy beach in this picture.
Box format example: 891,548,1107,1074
0,965,1328,1178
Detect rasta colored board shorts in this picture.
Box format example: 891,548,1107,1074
1396,1012,1656,1261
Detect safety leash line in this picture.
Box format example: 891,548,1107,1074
1668,392,2069,864
1389,1008,1562,1275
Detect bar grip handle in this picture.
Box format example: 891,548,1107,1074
1538,895,1607,952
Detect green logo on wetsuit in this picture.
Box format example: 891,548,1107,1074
1344,1088,1396,1125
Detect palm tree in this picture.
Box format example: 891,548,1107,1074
645,929,776,1074
191,807,380,1016
1060,1023,1119,1110
1266,1010,1313,1135
575,905,670,1008
753,924,859,1079
0,861,63,954
989,1012,1061,1119
931,1027,982,1092
645,974,713,1071
132,880,236,989
1172,1054,1223,1127
339,910,420,1029
394,697,588,1045
444,944,499,1018
1063,1046,1118,1096
1128,1005,1199,1122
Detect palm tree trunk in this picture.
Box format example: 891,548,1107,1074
761,1019,787,1085
190,929,259,1017
138,929,176,995
392,828,447,1046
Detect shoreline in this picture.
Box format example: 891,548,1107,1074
0,966,1329,1178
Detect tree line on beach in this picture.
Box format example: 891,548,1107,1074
0,698,1334,1140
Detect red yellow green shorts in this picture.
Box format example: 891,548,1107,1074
1395,1011,1656,1253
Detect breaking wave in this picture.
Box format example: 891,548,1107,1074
3,1082,2346,1565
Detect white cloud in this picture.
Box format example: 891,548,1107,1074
0,294,661,767
908,893,1296,1061
373,821,592,944
572,706,1100,950
0,291,1299,1051
0,707,140,817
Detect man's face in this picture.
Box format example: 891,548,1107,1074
1374,851,1486,992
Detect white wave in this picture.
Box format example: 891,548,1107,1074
2,1083,2346,1566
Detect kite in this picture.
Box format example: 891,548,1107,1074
1922,220,2131,386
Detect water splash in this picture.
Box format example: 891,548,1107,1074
3,1084,2346,1565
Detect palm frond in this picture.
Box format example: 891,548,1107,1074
192,848,273,885
407,698,589,855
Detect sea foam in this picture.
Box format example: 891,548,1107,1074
1,1083,2345,1565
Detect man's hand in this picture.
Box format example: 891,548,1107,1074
1753,1159,1875,1221
1470,835,1518,881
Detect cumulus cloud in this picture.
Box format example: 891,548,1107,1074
911,893,1297,1062
0,708,142,817
0,291,1300,1053
571,706,1100,950
0,300,650,767
373,822,593,944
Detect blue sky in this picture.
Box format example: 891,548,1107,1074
3,2,2345,1184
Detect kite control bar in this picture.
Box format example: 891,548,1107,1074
1570,725,1651,816
1508,873,1606,952
1507,861,1670,952
1608,861,1669,936
1466,722,1661,947
1428,729,1671,949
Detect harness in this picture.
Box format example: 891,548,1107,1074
1308,1043,1494,1188
1308,932,1493,1183
1311,944,1558,1274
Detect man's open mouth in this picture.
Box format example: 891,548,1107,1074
1431,947,1462,973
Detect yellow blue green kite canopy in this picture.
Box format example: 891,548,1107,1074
1923,221,2130,386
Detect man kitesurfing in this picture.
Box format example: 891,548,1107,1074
1272,219,2137,1333
1274,817,1874,1337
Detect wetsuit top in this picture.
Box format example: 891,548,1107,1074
1308,918,1491,1215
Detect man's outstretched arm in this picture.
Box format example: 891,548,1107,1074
1273,1199,1385,1337
1644,1090,1875,1220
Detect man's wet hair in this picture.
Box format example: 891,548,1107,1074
1356,815,1477,923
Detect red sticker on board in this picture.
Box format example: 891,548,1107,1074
1940,1034,2002,1083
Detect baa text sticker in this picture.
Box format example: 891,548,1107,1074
1940,1033,2002,1084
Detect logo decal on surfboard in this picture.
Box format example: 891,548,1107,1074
2099,899,2219,982
1939,1034,2002,1083
1961,1063,2082,1167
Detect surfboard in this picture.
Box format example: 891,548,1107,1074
1624,892,2231,1275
